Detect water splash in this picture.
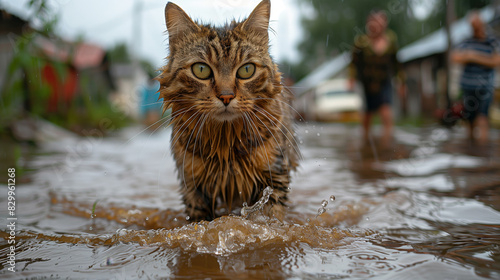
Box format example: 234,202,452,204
240,186,273,218
315,199,329,218
4,217,375,257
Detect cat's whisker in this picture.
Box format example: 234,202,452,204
157,108,200,190
169,109,202,157
248,110,284,159
145,112,177,137
241,111,255,155
160,106,194,128
243,112,274,188
253,105,302,160
250,97,305,122
120,114,172,146
181,111,206,191
271,83,304,90
162,107,200,168
166,105,199,139
140,101,165,106
191,113,209,188
163,99,201,103
171,112,203,186
181,113,201,192
248,109,286,184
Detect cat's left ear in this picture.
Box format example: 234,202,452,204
240,0,271,41
165,2,200,46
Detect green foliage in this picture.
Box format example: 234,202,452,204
1,0,131,135
108,42,132,64
289,0,491,81
140,59,158,78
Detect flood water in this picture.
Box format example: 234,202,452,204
1,122,500,279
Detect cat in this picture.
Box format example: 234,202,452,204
157,0,299,221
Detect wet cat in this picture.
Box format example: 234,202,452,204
157,0,299,221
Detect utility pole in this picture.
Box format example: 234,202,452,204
129,0,143,119
132,0,142,61
444,0,455,109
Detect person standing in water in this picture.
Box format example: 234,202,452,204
451,11,500,144
348,10,406,141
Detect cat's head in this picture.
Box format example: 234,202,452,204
158,0,282,123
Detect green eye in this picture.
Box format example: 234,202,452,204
192,63,212,79
237,63,255,79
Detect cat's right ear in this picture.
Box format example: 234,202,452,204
165,2,199,46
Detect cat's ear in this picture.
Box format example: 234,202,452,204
165,2,199,46
240,0,270,40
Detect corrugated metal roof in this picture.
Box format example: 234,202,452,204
398,6,495,63
293,6,496,98
293,52,350,97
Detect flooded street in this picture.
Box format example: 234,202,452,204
1,122,500,279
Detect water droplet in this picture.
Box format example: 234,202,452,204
173,218,178,222
321,199,328,208
186,216,190,221
317,133,321,136
305,130,309,134
330,195,336,201
106,257,114,265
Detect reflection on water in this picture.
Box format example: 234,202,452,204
1,123,500,279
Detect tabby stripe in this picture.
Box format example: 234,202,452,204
207,44,218,63
230,40,239,62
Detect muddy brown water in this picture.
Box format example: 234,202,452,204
1,123,500,279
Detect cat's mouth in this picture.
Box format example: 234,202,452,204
214,106,240,122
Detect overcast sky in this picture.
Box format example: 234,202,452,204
0,0,303,68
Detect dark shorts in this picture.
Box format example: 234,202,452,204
462,88,493,121
363,81,392,112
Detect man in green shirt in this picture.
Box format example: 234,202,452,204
348,10,406,141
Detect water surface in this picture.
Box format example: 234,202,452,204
1,123,500,279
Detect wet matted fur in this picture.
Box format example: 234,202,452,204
157,0,299,221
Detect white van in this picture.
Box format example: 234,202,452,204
315,79,362,122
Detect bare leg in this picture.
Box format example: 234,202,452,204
467,120,474,142
362,111,373,141
379,104,393,139
475,114,489,144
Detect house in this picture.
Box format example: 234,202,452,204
35,36,112,113
293,5,500,122
397,6,497,119
0,9,31,92
293,52,351,121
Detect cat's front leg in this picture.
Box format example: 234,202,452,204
180,183,216,221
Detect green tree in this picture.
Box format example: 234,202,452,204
108,42,132,64
288,0,491,81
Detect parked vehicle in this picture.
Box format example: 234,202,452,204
314,79,362,122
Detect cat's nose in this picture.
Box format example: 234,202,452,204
218,92,235,106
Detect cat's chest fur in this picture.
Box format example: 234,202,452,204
158,0,298,221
